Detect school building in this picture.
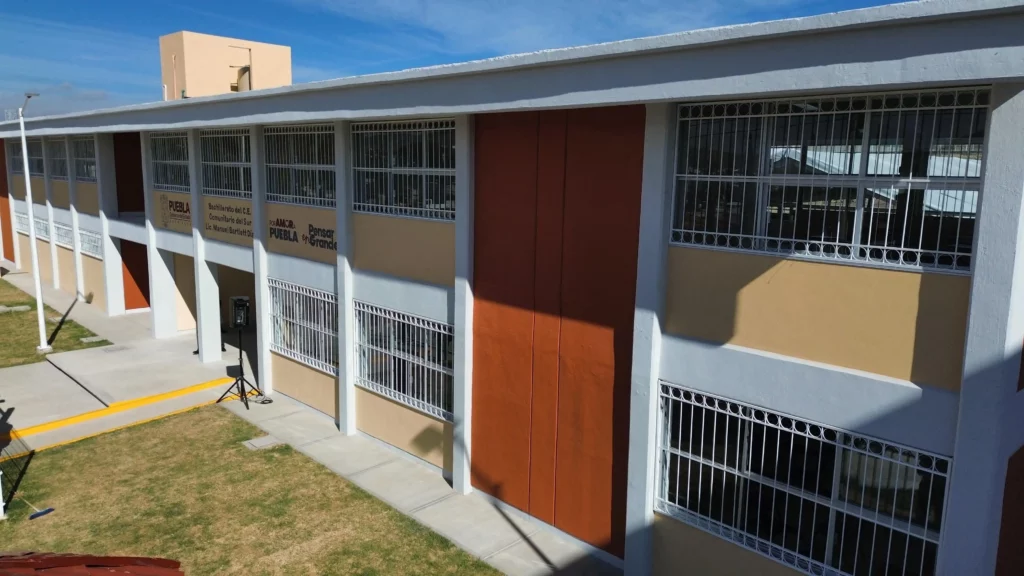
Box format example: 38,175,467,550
2,1,1024,574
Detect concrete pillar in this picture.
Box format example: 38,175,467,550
335,120,357,435
95,134,125,316
452,114,475,494
140,132,177,338
623,103,675,576
4,140,21,269
64,136,86,301
939,83,1024,575
250,125,273,394
188,129,221,362
41,138,60,289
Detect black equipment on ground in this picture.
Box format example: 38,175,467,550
217,296,271,409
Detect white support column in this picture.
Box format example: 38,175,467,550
939,83,1024,575
251,125,273,394
140,132,177,338
64,137,86,301
4,139,21,269
95,134,125,316
623,103,675,576
452,114,475,494
41,138,60,289
335,120,357,435
188,129,221,362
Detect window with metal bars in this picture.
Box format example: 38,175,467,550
351,120,456,220
200,128,252,199
53,222,74,248
26,139,44,176
657,382,949,576
7,142,23,169
672,88,987,273
46,139,68,180
80,229,102,258
150,132,190,193
269,278,338,375
14,213,28,234
265,124,336,207
354,301,454,421
33,217,50,240
72,137,97,182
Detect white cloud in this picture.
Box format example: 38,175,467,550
288,0,805,55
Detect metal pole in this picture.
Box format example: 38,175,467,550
18,95,51,353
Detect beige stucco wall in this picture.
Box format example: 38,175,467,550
56,245,76,296
36,238,52,283
160,31,291,100
271,352,338,418
153,190,192,235
50,179,70,209
217,265,255,328
266,203,337,264
76,182,100,215
356,387,453,472
17,232,30,273
174,253,196,331
652,514,801,576
11,174,25,200
82,254,106,311
352,213,455,287
665,246,971,391
30,177,45,205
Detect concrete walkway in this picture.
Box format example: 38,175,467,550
222,395,623,576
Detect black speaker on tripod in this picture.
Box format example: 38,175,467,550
216,296,270,409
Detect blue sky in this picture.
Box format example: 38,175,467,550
0,0,898,116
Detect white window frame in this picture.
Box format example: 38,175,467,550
46,139,68,181
200,128,252,199
671,87,988,275
150,131,190,193
33,216,50,240
351,119,456,221
354,301,454,421
72,137,97,182
26,139,44,177
14,212,29,234
53,222,74,248
269,278,338,376
656,381,951,576
265,123,336,208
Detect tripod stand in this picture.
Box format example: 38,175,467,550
216,327,267,410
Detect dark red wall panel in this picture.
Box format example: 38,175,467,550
998,445,1024,575
553,106,644,556
528,110,568,524
113,132,145,214
0,146,12,262
472,105,645,556
472,112,539,512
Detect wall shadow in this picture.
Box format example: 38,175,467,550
0,400,35,514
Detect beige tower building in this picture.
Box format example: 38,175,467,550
159,31,292,100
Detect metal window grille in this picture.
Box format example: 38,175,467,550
8,141,24,168
200,128,252,199
46,139,68,180
72,137,97,182
269,278,338,375
656,382,950,576
26,139,44,176
14,212,28,234
33,216,50,240
53,222,74,248
150,131,190,193
265,124,336,207
354,301,454,421
672,88,988,274
80,229,102,258
352,119,456,220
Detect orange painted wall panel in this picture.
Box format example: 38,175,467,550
471,111,539,512
553,106,644,556
120,240,150,310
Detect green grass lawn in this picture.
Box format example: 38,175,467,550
0,278,110,368
0,405,500,576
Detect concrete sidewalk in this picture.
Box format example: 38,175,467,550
222,395,622,576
